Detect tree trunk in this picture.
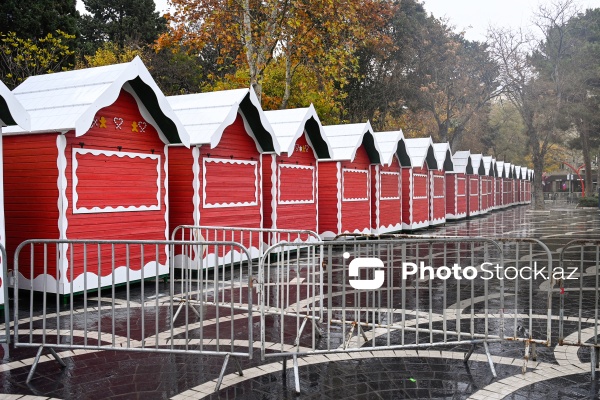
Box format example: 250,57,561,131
532,154,545,210
580,125,593,197
281,46,292,109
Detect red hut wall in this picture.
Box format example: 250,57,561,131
4,134,60,280
480,177,489,212
503,180,512,205
371,159,402,234
445,173,467,219
264,133,318,234
317,161,340,238
168,146,196,234
197,115,263,240
467,175,480,216
430,170,445,224
402,165,429,229
496,178,503,207
341,146,371,234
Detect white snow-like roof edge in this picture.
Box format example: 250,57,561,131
243,88,279,153
322,121,379,162
404,137,437,169
264,104,329,156
482,156,493,176
432,142,453,171
372,129,404,166
0,80,30,130
452,150,471,174
8,56,190,146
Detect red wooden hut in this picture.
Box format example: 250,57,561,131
371,130,404,234
431,143,454,226
514,165,522,204
401,138,438,230
318,122,381,239
467,154,484,217
0,81,30,305
447,151,470,221
167,88,278,266
504,163,514,206
520,167,528,204
482,156,495,214
3,57,189,294
495,161,506,209
491,159,499,209
262,105,331,236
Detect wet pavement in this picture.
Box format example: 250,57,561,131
2,202,600,399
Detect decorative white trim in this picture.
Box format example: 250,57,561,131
336,163,342,234
432,174,445,198
375,165,380,231
379,170,400,200
277,164,315,204
72,148,161,214
446,212,467,220
202,157,259,208
457,177,466,197
270,154,277,228
315,162,320,234
192,147,201,226
163,145,169,242
13,261,168,294
469,177,479,196
412,173,428,200
57,136,68,238
342,168,369,202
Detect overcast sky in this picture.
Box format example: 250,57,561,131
77,0,600,43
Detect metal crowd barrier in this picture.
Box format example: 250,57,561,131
558,239,600,379
0,243,9,344
259,237,513,393
171,225,321,270
13,239,255,390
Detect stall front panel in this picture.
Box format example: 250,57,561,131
445,173,467,220
402,166,430,230
265,133,318,233
467,174,481,217
371,160,402,234
316,161,340,238
341,146,372,235
430,169,446,225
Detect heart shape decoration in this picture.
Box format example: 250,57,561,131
114,117,124,130
138,121,147,132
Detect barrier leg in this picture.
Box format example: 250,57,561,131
464,344,476,362
282,356,288,376
531,342,537,362
592,347,596,381
483,342,497,378
293,354,300,394
26,345,66,384
522,341,530,374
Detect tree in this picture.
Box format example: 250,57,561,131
555,8,600,196
0,30,75,89
0,0,78,39
79,0,166,54
78,41,204,96
159,0,381,104
482,100,529,165
488,0,578,209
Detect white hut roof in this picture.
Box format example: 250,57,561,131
0,81,30,129
432,142,454,171
521,167,528,180
504,163,513,178
491,158,498,177
372,130,404,166
453,151,471,174
322,121,381,162
404,137,437,169
495,161,504,177
482,156,494,176
513,165,521,179
470,154,484,175
168,88,278,152
4,57,188,145
263,104,330,158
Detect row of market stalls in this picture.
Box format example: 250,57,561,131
0,57,532,297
